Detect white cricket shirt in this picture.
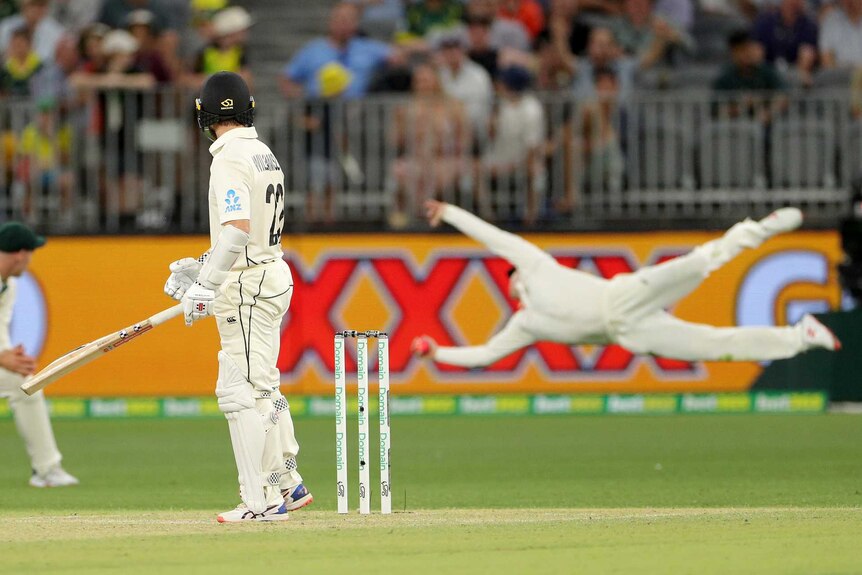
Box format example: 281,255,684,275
208,127,285,269
433,205,612,367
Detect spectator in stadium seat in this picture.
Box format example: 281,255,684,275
126,10,174,84
611,0,694,67
30,35,79,104
76,23,109,75
98,0,174,32
281,3,398,100
405,0,463,38
78,30,154,229
0,0,63,64
820,0,862,67
577,67,624,196
97,29,154,86
466,14,502,78
466,0,531,52
714,30,786,90
349,0,406,40
302,62,354,225
0,27,42,97
98,0,181,74
190,6,253,87
433,25,494,131
535,0,592,89
541,0,591,58
480,65,546,225
572,27,637,103
752,0,818,84
713,30,786,124
389,63,471,228
14,97,74,224
498,0,546,41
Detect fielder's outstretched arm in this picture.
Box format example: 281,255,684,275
430,202,551,272
433,312,536,368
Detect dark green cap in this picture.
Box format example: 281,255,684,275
0,222,46,252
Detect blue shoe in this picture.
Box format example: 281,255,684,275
281,483,313,511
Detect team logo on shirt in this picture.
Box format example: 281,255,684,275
224,189,243,213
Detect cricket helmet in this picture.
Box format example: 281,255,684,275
196,71,255,141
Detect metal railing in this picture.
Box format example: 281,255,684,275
0,87,857,234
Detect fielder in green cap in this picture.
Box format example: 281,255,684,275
0,221,78,487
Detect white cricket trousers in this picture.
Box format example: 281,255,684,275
214,259,303,487
605,246,805,362
0,368,62,475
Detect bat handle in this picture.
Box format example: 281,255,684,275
149,304,184,327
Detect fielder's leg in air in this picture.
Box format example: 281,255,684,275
163,72,310,522
0,222,78,487
606,208,842,361
412,203,840,366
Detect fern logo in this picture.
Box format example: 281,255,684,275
224,189,242,213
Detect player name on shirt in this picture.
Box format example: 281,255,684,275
252,153,282,173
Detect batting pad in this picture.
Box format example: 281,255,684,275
216,351,268,513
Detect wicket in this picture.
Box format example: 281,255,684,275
334,330,391,515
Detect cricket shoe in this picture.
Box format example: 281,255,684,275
29,466,79,488
217,502,289,523
281,483,314,511
798,314,842,352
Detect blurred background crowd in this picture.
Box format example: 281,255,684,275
0,0,861,232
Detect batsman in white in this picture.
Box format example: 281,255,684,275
0,223,78,487
412,201,841,366
163,72,311,522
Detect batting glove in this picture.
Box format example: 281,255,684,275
164,257,202,300
182,282,215,326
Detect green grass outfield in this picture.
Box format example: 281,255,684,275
1,414,861,574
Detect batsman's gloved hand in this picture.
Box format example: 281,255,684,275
182,282,216,326
165,257,202,300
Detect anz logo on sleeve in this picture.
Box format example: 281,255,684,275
10,272,47,357
224,189,243,214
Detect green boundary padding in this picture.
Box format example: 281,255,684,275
0,392,828,420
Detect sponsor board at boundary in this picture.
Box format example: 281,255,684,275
22,232,841,397
0,392,827,420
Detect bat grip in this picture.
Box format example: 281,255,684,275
149,304,184,326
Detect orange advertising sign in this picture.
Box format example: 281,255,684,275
16,231,841,397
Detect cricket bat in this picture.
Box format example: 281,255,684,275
20,304,184,396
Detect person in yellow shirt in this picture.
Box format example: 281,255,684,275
15,98,73,221
0,27,42,96
190,7,252,87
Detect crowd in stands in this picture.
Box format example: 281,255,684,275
0,0,253,227
0,0,254,99
277,0,862,225
282,0,862,103
2,0,862,229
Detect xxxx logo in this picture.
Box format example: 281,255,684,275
276,250,699,380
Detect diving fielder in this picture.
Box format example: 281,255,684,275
0,222,78,487
412,201,841,366
163,72,311,522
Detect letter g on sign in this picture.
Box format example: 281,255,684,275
10,271,48,357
